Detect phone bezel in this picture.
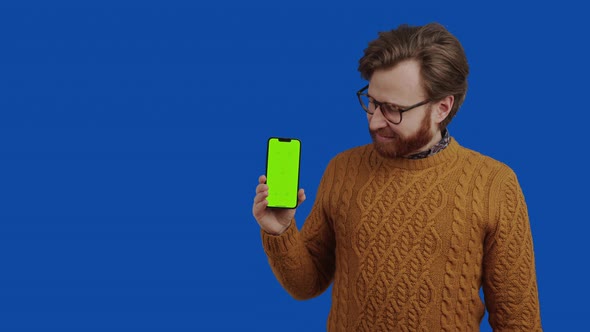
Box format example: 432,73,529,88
265,137,301,209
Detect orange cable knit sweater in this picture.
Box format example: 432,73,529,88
261,138,542,331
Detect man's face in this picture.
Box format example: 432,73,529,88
367,60,440,159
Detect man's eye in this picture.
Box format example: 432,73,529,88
383,104,397,112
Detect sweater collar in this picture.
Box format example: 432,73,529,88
372,136,461,171
406,129,450,159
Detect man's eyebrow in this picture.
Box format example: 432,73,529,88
366,93,406,108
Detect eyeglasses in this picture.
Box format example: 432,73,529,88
356,84,431,124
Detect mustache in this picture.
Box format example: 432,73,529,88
370,128,399,139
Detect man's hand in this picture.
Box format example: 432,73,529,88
252,175,306,235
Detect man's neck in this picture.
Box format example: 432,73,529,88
403,129,451,160
422,130,443,153
405,130,442,157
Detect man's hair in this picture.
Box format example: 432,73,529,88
358,23,469,129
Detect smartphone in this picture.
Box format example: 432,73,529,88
265,137,301,209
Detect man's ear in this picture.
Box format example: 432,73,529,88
432,95,454,124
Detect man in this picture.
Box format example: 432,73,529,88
252,23,542,331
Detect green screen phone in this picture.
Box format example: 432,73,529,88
265,137,301,209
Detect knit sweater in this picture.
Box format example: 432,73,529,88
261,138,542,331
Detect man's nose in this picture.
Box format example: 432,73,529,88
369,106,388,131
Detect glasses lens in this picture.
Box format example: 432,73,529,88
358,93,402,123
359,94,372,113
381,104,401,123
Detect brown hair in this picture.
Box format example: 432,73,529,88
358,23,469,129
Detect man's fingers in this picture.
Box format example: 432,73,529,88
256,175,268,194
252,199,268,218
298,188,306,204
253,191,268,204
256,183,268,195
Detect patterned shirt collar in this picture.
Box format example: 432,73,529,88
406,129,451,159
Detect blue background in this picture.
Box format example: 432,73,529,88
0,0,587,330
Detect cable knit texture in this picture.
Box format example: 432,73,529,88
261,138,542,331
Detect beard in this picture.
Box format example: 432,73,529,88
369,106,435,159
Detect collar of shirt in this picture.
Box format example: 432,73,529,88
406,129,451,160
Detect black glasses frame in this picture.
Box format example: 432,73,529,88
356,84,431,124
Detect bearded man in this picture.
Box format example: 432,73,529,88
252,22,542,331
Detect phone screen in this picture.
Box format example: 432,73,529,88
265,137,301,209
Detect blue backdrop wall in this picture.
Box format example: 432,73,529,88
0,0,586,330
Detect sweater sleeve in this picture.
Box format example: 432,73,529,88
261,158,337,300
482,167,542,331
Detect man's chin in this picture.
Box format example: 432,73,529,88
373,132,397,143
373,141,403,159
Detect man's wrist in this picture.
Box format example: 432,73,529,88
263,221,292,236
